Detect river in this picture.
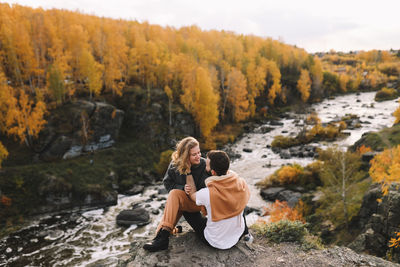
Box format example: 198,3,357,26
0,92,398,266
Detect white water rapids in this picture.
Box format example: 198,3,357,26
0,92,398,266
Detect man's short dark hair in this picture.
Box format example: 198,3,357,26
206,150,230,176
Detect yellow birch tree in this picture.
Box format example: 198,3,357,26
227,68,250,122
297,69,311,102
181,66,219,138
369,145,400,195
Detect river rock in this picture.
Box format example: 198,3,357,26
279,151,291,159
125,185,145,195
276,190,302,207
256,126,274,134
151,209,160,215
361,151,378,163
270,120,284,126
116,208,150,227
158,188,168,195
271,147,281,154
260,187,285,201
225,147,242,160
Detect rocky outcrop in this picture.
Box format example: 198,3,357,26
120,88,196,148
350,123,400,152
111,225,399,267
36,100,124,161
349,183,400,262
34,174,118,215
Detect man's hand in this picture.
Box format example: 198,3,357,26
184,184,193,195
186,173,196,193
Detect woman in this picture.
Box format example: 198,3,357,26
144,136,209,252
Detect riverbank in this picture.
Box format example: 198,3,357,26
1,91,399,266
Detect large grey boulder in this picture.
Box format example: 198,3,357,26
276,190,302,207
260,187,285,201
116,207,150,227
260,187,301,207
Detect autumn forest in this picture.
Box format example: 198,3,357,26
0,4,400,167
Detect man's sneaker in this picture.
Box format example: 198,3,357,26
143,229,170,252
243,232,254,244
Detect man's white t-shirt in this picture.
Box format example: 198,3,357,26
196,187,245,249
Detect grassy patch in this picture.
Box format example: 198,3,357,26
375,87,399,102
352,123,400,151
271,122,345,149
252,220,324,250
257,161,322,191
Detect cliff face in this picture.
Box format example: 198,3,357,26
91,222,399,267
35,100,124,161
349,183,400,262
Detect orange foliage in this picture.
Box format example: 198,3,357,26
263,200,305,223
0,142,8,167
276,165,303,184
358,145,372,155
0,3,398,142
1,195,12,207
339,74,350,92
369,145,400,195
297,69,311,102
181,66,219,138
266,60,282,105
227,68,250,122
6,90,47,145
306,112,321,125
394,101,400,124
389,232,400,248
338,121,347,131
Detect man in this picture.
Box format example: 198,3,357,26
187,150,251,249
143,136,209,252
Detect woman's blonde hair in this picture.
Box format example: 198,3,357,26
171,137,199,174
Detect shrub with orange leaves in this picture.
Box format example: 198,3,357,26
389,232,400,248
1,195,12,207
358,145,372,155
0,142,8,168
263,200,305,223
394,102,400,124
261,164,304,187
306,112,321,125
276,165,303,184
338,121,347,131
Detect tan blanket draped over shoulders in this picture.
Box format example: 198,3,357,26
205,170,250,222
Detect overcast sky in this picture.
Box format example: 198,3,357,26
2,0,400,53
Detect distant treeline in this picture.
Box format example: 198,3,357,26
0,3,399,164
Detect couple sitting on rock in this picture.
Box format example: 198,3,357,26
143,136,252,252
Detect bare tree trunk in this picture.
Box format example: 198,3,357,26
341,152,349,229
221,71,227,120
168,99,172,126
